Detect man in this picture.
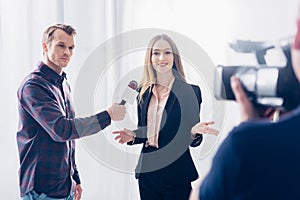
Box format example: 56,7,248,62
199,6,300,200
17,24,126,200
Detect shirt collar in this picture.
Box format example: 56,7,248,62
154,76,175,89
152,77,175,97
38,61,67,84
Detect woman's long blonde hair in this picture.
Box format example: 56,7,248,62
138,34,186,102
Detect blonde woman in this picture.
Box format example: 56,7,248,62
113,34,218,200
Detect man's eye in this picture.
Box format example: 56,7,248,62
59,44,65,48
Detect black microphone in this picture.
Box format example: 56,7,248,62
119,80,138,105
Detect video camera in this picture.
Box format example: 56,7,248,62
214,38,300,111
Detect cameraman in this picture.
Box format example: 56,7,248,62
199,6,300,200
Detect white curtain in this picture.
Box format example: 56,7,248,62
1,0,299,199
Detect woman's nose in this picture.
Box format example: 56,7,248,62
159,53,164,60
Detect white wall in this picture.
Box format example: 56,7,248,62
1,0,299,199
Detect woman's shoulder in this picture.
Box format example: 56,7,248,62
190,84,200,91
174,80,202,104
187,83,202,98
176,78,200,90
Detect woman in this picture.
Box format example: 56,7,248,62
113,34,218,200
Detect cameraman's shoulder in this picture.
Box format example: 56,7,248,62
232,120,268,131
228,120,271,143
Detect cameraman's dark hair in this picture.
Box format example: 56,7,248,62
42,24,76,44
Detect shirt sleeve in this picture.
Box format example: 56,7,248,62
127,101,147,145
190,85,203,147
128,126,147,144
20,80,111,142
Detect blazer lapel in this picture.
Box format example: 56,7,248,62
165,78,184,111
161,77,185,128
140,86,153,126
139,78,185,129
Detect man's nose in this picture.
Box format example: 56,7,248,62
64,48,71,55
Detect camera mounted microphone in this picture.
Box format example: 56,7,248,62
119,80,138,105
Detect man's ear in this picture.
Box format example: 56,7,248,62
42,42,48,53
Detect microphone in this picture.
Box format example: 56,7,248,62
119,80,138,105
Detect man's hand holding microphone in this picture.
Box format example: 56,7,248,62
107,80,138,121
107,103,126,121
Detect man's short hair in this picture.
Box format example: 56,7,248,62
42,24,76,44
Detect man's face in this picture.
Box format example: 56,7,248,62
43,29,75,72
291,19,300,82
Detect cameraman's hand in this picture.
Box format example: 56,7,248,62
231,76,279,121
231,76,259,121
107,103,126,121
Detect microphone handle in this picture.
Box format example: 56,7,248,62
119,99,126,105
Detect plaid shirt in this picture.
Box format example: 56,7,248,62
17,61,111,198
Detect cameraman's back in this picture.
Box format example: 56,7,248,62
200,108,300,200
237,109,300,199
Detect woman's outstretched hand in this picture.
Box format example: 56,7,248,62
191,121,219,136
112,128,135,144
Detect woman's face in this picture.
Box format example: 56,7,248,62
151,39,174,75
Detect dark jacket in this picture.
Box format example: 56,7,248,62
129,77,202,184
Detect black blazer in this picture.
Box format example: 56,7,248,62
129,77,203,184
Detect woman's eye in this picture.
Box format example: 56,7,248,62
153,52,160,56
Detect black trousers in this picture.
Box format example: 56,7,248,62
138,173,192,200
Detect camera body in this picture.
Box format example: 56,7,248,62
214,39,300,111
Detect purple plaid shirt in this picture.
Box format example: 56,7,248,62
17,61,111,198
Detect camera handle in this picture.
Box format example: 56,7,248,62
255,49,268,65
